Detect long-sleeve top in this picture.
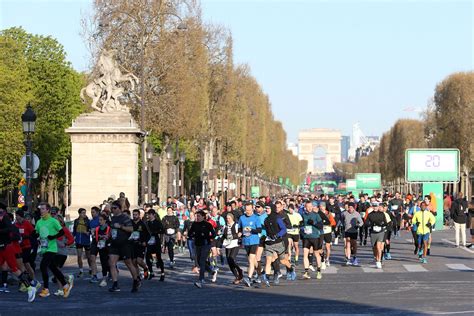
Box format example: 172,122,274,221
301,211,323,239
342,211,364,233
188,221,216,247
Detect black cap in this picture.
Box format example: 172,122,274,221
348,202,356,208
16,209,25,217
256,201,265,208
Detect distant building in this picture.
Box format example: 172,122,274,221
341,136,350,162
288,143,298,156
298,128,342,174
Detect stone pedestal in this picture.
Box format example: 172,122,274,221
66,112,141,219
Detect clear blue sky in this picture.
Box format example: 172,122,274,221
1,0,472,143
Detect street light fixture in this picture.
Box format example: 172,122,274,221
21,104,36,213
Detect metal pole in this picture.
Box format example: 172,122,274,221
147,157,152,203
140,43,146,206
24,136,32,213
180,162,184,196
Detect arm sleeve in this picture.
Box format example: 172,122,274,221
276,218,287,238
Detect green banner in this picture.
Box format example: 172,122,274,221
278,177,283,184
355,173,382,190
346,179,357,191
251,186,260,198
422,182,444,230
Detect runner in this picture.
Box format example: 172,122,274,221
94,214,111,287
209,206,225,280
145,209,165,281
131,209,150,280
176,205,189,253
261,205,296,287
0,204,37,302
365,203,389,269
342,202,364,266
238,202,262,287
382,202,395,260
254,201,267,286
412,202,436,264
287,204,303,266
35,202,73,298
108,201,140,293
222,213,243,284
388,192,404,238
358,196,370,246
188,211,216,288
73,208,92,278
319,202,336,268
88,206,101,283
161,207,180,268
301,200,324,280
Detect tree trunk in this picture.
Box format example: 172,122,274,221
158,137,170,204
47,173,55,205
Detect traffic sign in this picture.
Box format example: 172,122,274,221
405,149,459,183
355,173,382,190
251,186,260,198
20,153,40,172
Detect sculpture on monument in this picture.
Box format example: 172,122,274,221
80,49,139,113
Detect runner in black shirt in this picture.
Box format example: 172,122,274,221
145,210,165,281
131,209,150,280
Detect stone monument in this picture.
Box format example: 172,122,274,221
66,50,141,218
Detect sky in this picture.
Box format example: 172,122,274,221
1,0,473,143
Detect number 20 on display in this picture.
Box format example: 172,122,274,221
425,155,441,168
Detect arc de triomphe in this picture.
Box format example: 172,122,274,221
298,128,341,174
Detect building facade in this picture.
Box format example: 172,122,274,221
298,129,342,174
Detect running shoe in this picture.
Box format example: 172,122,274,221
421,258,428,264
352,258,360,266
385,253,392,260
76,271,83,278
211,270,218,283
288,271,297,281
63,278,74,299
302,272,311,280
326,259,330,267
321,261,327,270
90,275,99,283
99,279,107,287
108,284,121,292
375,261,382,269
308,265,315,272
194,281,203,289
131,280,139,293
148,273,155,280
1,284,10,293
316,271,322,280
274,272,281,284
39,288,50,297
27,286,36,302
262,275,270,287
345,259,352,266
160,273,165,282
19,283,27,292
53,289,64,296
363,239,367,246
143,270,149,279
243,277,252,288
334,237,339,245
417,249,423,257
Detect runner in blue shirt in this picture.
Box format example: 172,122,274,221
238,202,262,287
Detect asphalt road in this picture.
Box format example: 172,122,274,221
1,228,473,316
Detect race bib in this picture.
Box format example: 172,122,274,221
392,205,399,210
243,227,251,237
40,238,48,248
111,229,118,240
166,228,176,235
19,228,25,234
131,231,140,240
373,225,382,233
148,236,156,245
323,226,332,234
265,236,276,242
304,226,313,235
98,239,106,249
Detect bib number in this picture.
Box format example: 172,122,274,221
304,226,313,235
40,238,49,248
148,236,156,245
19,228,25,234
111,229,118,240
131,231,140,240
373,225,382,233
98,239,106,249
166,228,175,235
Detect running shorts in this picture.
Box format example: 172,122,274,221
288,234,300,243
109,243,133,260
283,236,289,254
264,241,286,258
211,238,223,248
385,231,392,241
345,232,358,240
7,242,22,259
259,236,266,248
303,238,322,250
322,233,332,244
0,246,18,273
417,233,430,243
244,245,258,256
76,243,91,251
370,231,386,246
21,248,32,264
90,241,99,256
132,245,145,259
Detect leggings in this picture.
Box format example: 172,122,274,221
225,247,243,279
195,244,212,281
41,252,66,289
99,248,110,277
165,237,175,262
187,239,196,263
146,244,164,274
359,226,368,242
53,254,67,268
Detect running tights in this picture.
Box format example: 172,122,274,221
41,252,66,289
225,247,243,279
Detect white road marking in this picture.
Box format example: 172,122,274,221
441,239,474,254
445,264,474,272
361,266,383,273
403,264,428,272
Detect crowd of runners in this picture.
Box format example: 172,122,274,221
1,190,473,301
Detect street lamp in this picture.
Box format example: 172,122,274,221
202,170,208,198
179,152,186,196
146,143,154,203
165,144,173,197
21,105,36,213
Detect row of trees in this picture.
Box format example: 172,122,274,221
85,0,305,200
334,71,474,194
0,27,85,205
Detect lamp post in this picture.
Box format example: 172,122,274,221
202,170,208,198
21,105,36,213
146,143,154,203
179,152,186,196
165,144,173,198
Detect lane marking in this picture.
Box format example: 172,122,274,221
446,264,474,272
441,239,474,254
403,264,428,272
362,266,383,273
